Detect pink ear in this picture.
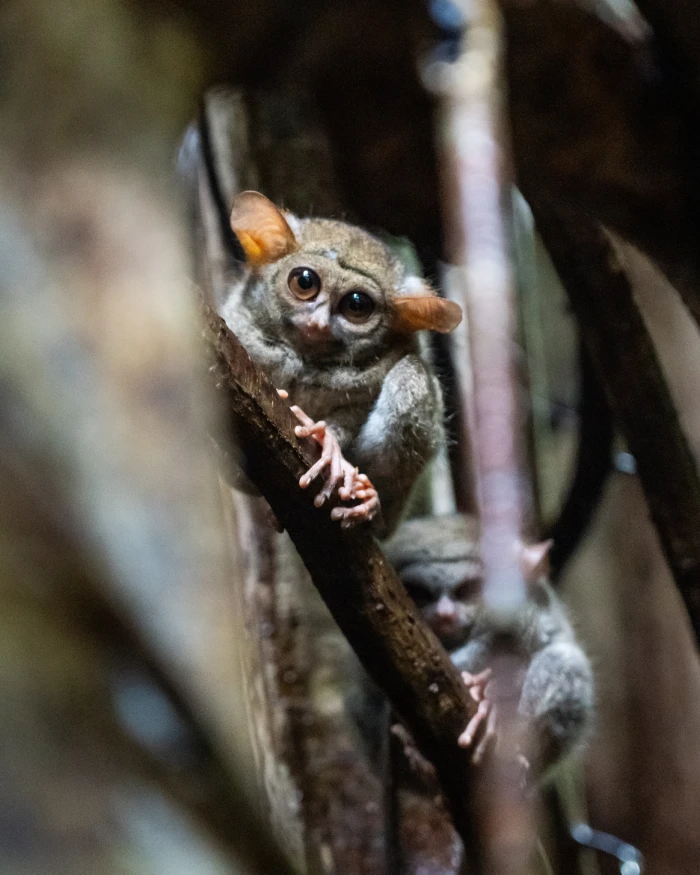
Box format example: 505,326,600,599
392,295,463,334
230,190,297,266
519,540,553,582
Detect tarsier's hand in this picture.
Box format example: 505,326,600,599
284,398,380,528
458,669,498,765
335,472,380,528
458,668,531,780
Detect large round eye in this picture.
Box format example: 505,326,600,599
288,267,321,300
454,579,479,602
338,291,375,323
402,578,433,608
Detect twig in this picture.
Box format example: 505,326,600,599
533,201,700,643
202,302,485,868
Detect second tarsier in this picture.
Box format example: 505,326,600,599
386,514,595,776
222,190,462,537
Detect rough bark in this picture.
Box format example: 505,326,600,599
196,88,406,873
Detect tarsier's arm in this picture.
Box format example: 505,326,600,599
518,639,594,776
350,354,444,537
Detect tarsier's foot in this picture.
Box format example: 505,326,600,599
288,403,381,527
458,669,498,765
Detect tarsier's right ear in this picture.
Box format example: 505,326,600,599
392,280,462,334
518,539,553,583
229,191,298,267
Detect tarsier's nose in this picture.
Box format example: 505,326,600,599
299,311,332,343
436,595,456,620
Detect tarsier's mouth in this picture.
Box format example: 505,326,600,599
295,322,334,344
286,325,346,359
432,620,469,650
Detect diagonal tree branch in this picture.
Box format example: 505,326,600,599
202,300,486,869
532,201,700,643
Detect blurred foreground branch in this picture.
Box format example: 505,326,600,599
533,203,700,643
435,0,538,870
80,574,301,875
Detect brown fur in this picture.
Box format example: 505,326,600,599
222,193,458,535
385,514,595,773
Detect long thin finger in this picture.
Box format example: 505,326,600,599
294,420,326,438
352,488,376,501
289,405,315,427
300,451,331,488
316,442,342,506
472,705,497,765
338,463,357,501
331,495,380,525
329,443,344,497
458,700,490,748
463,668,492,688
276,388,289,399
340,503,381,529
461,668,492,702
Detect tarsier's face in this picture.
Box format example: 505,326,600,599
401,568,483,651
384,514,484,652
253,218,404,363
229,191,462,364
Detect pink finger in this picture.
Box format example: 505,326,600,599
337,500,380,525
289,405,315,426
458,700,490,748
300,453,331,487
472,706,497,765
294,421,326,438
317,445,342,505
338,463,356,500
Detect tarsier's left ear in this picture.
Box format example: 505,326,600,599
230,191,298,267
392,282,462,334
518,539,553,583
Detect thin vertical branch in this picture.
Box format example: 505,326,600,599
439,1,533,608
434,1,538,872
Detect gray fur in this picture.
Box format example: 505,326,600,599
221,212,446,536
385,514,595,770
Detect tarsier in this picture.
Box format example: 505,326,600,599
385,514,595,775
222,191,462,536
